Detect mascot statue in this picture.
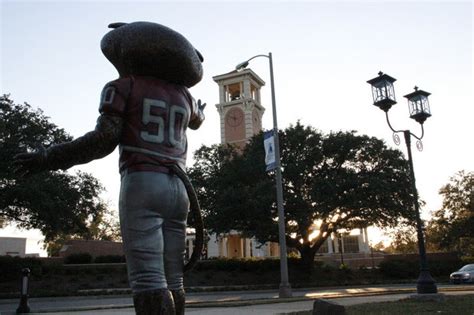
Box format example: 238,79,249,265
15,21,206,315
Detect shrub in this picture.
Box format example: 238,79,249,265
192,257,325,275
379,259,419,278
381,253,465,279
194,257,290,272
94,255,126,264
64,253,92,264
339,263,350,270
41,263,65,276
428,257,464,277
461,256,474,265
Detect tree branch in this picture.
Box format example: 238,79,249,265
0,210,30,223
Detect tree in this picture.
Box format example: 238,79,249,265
383,225,419,254
0,95,111,247
428,170,474,256
189,122,415,268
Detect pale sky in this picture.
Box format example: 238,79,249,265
1,0,473,256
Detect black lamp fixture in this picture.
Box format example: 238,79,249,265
367,72,432,125
404,86,432,124
367,71,437,295
367,71,397,111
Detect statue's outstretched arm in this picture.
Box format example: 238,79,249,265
14,114,123,175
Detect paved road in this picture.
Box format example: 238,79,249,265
0,284,472,315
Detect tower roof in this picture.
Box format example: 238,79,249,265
212,68,265,87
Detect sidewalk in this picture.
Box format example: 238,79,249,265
0,284,472,315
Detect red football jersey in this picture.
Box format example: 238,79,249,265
99,76,204,173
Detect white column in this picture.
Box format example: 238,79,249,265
334,235,340,253
215,104,225,144
219,85,226,103
244,105,254,139
243,78,251,99
223,237,228,257
244,238,251,257
362,228,370,253
188,238,194,258
327,237,334,254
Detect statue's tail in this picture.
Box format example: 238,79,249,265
168,164,203,273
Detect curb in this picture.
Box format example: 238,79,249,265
15,286,474,313
76,284,280,295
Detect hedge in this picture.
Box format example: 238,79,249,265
1,254,467,284
192,257,325,272
0,256,43,281
64,253,93,264
379,254,465,279
94,255,126,264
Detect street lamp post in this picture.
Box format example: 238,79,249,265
338,236,345,266
367,72,437,294
236,53,292,298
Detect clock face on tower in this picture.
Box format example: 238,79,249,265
224,107,246,143
226,107,244,127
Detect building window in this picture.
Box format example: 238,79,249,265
226,83,242,102
343,235,359,253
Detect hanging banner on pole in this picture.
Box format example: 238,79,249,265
263,130,276,171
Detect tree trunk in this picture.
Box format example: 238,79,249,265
299,243,316,273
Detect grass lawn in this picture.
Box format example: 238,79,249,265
346,295,474,315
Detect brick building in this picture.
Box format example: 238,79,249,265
58,240,123,258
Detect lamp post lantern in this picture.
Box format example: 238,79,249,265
236,53,292,298
367,71,397,112
367,72,438,294
404,86,432,124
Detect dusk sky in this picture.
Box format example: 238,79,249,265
1,0,472,255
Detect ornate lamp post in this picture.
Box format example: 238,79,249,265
236,53,292,298
367,71,437,294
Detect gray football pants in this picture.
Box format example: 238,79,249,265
119,171,189,293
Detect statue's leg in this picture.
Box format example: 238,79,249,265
119,171,177,314
163,219,187,314
163,174,189,315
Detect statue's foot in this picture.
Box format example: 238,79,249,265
133,289,175,315
171,289,186,315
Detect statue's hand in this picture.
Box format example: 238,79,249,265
189,98,206,129
13,145,48,177
197,99,206,111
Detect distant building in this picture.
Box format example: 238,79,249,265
185,229,371,261
59,240,123,258
0,237,26,257
317,229,371,255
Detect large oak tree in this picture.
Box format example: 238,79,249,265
189,122,415,267
0,95,111,247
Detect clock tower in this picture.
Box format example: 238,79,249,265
204,68,273,259
213,68,265,148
